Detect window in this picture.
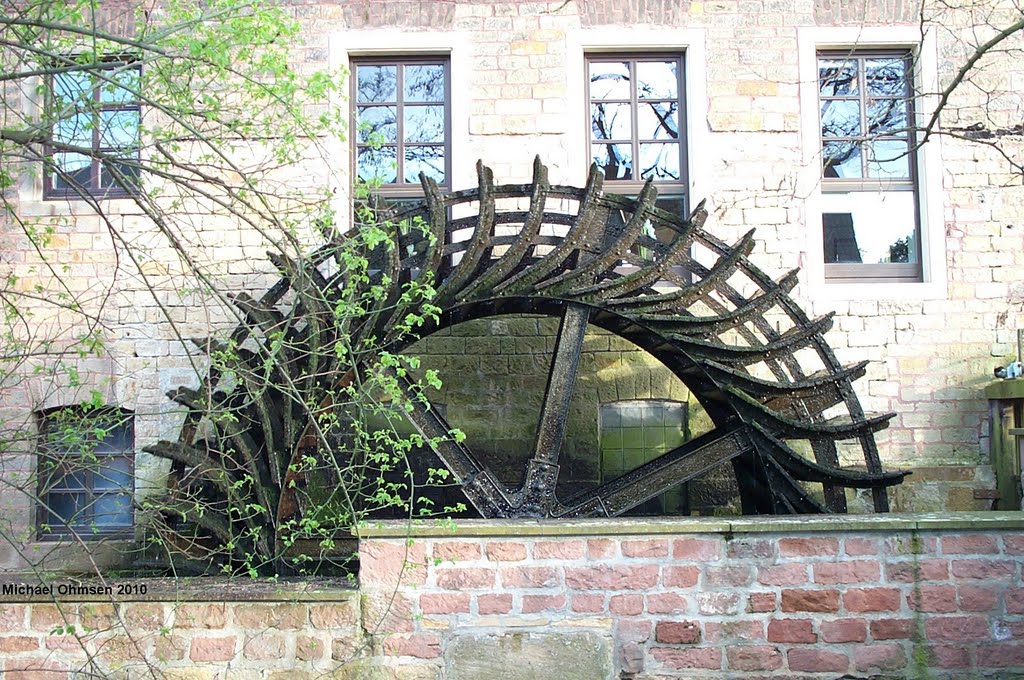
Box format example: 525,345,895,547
599,400,688,515
36,407,134,539
587,54,687,240
818,51,920,282
351,56,450,207
44,60,141,199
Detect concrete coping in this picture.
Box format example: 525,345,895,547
353,511,1024,538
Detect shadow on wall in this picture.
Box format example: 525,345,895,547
401,314,740,517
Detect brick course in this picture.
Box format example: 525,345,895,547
3,525,1021,677
350,525,1024,678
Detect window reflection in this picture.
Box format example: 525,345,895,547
46,62,140,198
404,64,444,102
819,59,858,96
588,55,685,193
356,65,397,103
354,59,448,190
37,407,135,538
821,191,918,265
865,57,908,97
591,102,631,140
592,143,633,180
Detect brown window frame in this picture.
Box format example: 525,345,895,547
350,55,451,204
585,52,688,210
43,59,141,200
818,49,922,283
586,53,689,273
36,407,135,541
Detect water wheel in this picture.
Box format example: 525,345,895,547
147,158,907,565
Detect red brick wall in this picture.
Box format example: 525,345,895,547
1,519,1021,678
359,519,1024,678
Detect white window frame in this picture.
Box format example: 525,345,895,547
797,26,946,301
328,30,471,226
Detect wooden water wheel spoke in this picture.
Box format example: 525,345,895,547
556,425,755,518
511,302,592,515
395,373,516,517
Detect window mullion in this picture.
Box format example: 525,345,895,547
83,460,95,526
396,64,404,187
678,54,687,194
626,59,634,180
92,80,103,191
858,57,869,179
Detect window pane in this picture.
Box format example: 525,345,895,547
867,139,911,179
639,142,680,180
356,106,397,144
591,102,631,140
47,465,86,491
629,196,687,259
638,102,678,140
357,146,398,183
99,110,138,148
356,65,397,102
822,141,862,178
47,492,85,527
821,191,917,264
93,457,132,491
404,145,444,183
656,196,686,215
865,57,908,97
820,100,861,137
52,153,92,189
404,105,444,143
93,417,132,452
54,114,92,147
94,493,132,526
404,64,444,102
652,196,687,245
100,68,139,104
592,143,632,180
53,72,91,107
819,59,858,96
101,160,139,189
599,401,688,515
589,61,630,99
867,98,908,135
636,60,678,99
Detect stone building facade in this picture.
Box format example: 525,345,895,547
2,0,1024,569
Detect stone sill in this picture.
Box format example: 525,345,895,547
0,576,357,603
354,511,1024,538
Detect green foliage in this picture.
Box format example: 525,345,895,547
171,216,468,577
0,0,460,578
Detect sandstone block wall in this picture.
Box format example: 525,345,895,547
0,588,364,680
299,0,1021,511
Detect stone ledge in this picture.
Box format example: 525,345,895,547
0,576,357,603
354,511,1024,538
